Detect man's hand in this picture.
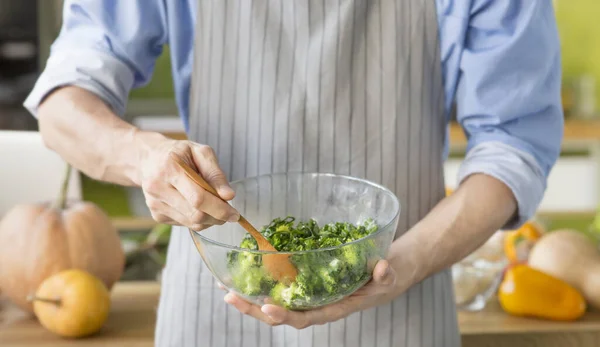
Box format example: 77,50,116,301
223,173,517,328
223,259,405,329
37,86,239,231
136,135,240,231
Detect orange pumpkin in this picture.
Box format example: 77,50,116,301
0,165,124,313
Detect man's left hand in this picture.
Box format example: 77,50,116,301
222,259,402,329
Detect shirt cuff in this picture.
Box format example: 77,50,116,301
23,49,135,118
456,141,546,230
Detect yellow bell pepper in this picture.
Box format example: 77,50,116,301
503,221,542,264
498,264,587,321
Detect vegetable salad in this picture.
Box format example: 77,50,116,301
227,216,381,309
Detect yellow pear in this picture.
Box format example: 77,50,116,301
29,269,111,338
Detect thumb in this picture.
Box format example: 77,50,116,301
372,259,397,289
191,144,236,201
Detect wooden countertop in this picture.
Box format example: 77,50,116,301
0,282,159,347
459,300,600,335
460,301,600,347
2,281,600,347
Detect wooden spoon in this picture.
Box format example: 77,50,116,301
170,153,298,283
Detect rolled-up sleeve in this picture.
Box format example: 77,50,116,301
24,0,168,117
455,0,564,229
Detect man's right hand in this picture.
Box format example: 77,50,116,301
37,87,238,231
135,133,240,231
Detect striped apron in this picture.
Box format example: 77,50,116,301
156,0,461,346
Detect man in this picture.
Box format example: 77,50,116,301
25,0,563,346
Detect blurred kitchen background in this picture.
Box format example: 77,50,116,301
1,0,600,298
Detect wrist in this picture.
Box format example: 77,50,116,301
387,229,430,294
130,130,174,186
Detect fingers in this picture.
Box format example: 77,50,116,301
190,144,236,201
145,187,225,230
225,293,357,329
140,141,239,229
261,303,350,328
354,259,397,296
372,259,397,287
172,144,239,222
144,187,186,223
224,293,280,327
224,294,348,329
259,305,313,329
224,261,398,330
170,172,240,223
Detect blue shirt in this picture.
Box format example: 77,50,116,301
24,0,564,228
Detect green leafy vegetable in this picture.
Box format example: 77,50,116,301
227,216,381,310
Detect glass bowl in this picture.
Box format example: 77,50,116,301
452,231,508,311
189,173,401,310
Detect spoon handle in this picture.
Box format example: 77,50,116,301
170,153,219,196
170,153,275,250
238,216,277,251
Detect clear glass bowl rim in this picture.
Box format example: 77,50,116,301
190,172,401,255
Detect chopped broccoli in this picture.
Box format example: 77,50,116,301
239,237,258,250
227,217,381,310
232,266,269,295
270,281,310,307
270,282,293,304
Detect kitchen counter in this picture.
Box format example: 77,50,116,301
0,282,158,347
2,282,600,347
460,301,600,346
